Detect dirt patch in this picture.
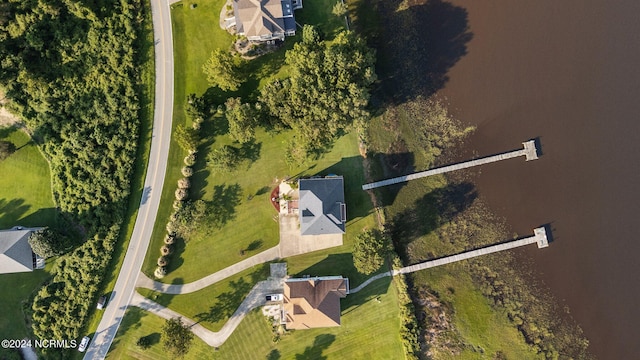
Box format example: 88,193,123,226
0,107,21,128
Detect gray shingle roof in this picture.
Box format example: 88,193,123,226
0,229,35,274
298,177,346,235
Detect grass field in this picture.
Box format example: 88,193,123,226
0,127,56,227
0,127,57,358
110,276,402,360
412,265,541,359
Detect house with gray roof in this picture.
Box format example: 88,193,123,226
298,176,346,236
233,0,302,42
0,227,44,274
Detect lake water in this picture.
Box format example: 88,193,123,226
438,1,640,358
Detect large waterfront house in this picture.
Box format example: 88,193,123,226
283,276,349,329
233,0,302,42
298,176,346,236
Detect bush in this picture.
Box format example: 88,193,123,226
0,140,16,161
353,228,389,275
157,256,168,267
181,166,194,177
175,188,188,200
136,335,152,350
161,245,173,256
28,228,69,259
164,234,175,245
166,221,178,234
177,178,191,189
155,266,167,278
172,200,184,210
184,154,196,166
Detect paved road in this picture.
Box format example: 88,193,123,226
82,1,175,359
130,276,284,347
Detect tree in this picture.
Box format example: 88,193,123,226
353,229,389,275
207,145,241,173
136,335,152,350
259,26,376,155
332,1,348,17
28,229,68,259
174,124,199,152
162,317,194,358
202,49,244,91
172,200,208,238
0,140,16,161
225,97,257,143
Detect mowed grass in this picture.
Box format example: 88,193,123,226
110,277,402,360
218,278,402,359
136,264,270,332
106,307,215,360
0,127,56,358
0,127,56,227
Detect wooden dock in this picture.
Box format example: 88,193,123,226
349,226,548,294
362,140,539,190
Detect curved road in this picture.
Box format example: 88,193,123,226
83,0,174,358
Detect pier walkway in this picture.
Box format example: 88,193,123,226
350,226,548,293
362,140,538,190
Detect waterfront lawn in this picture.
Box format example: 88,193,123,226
412,265,541,360
218,278,403,359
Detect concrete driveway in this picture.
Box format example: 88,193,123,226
279,214,343,257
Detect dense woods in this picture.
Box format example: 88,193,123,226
0,0,148,354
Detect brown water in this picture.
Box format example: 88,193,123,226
437,1,640,358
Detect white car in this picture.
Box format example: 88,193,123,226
265,294,283,301
78,336,90,352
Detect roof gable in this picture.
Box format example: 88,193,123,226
0,229,34,274
283,277,348,329
298,177,346,235
234,0,295,38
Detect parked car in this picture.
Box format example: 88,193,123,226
265,294,283,301
97,295,107,310
78,336,90,352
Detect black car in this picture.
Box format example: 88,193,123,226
97,295,107,310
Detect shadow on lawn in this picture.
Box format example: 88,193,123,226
195,277,253,324
207,183,243,229
0,198,30,227
294,334,336,360
389,181,477,250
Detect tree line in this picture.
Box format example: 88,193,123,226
0,0,148,357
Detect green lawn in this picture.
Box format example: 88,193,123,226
0,127,56,227
0,126,57,358
110,276,402,360
136,264,270,332
412,265,541,360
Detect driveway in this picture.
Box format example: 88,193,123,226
130,267,286,347
279,214,343,257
